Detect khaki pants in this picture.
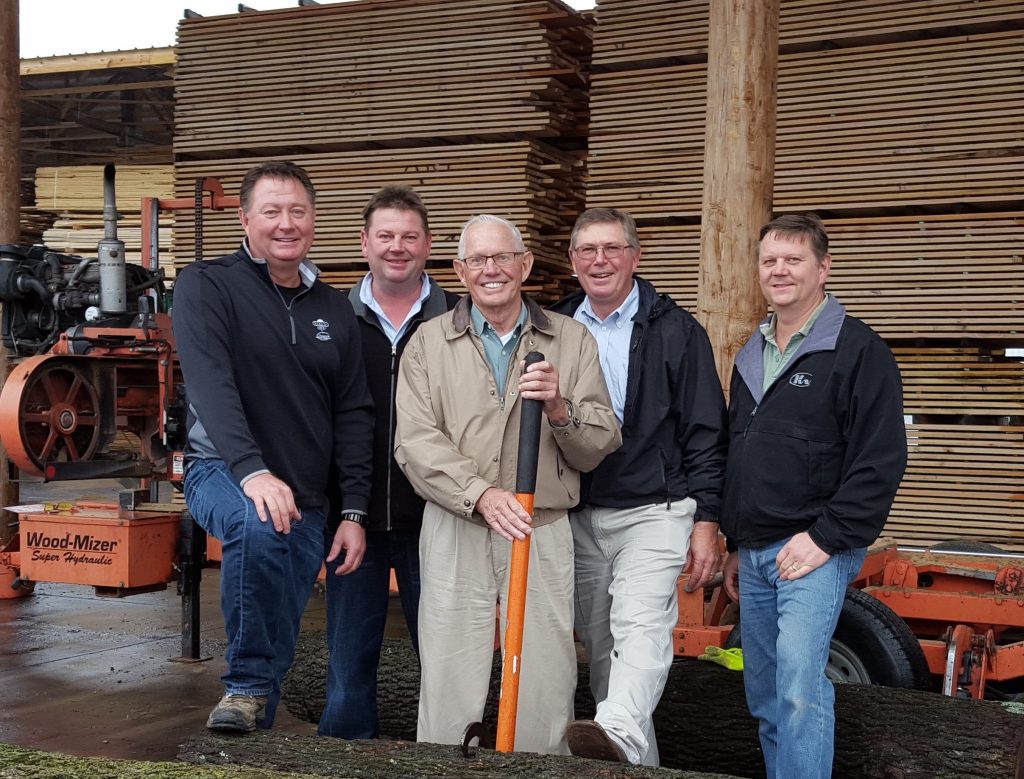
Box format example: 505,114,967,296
571,499,695,765
416,501,576,754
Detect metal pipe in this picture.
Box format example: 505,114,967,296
98,164,127,313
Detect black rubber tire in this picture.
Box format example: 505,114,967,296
725,587,932,690
928,539,1005,554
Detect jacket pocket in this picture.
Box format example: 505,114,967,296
738,428,812,517
552,448,577,505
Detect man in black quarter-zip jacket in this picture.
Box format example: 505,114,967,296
174,161,373,735
317,186,457,740
720,214,906,779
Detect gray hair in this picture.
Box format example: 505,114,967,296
458,214,526,258
570,207,640,250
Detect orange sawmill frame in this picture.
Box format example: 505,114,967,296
673,540,1024,698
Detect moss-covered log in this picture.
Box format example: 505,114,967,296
178,731,740,779
283,633,1024,779
0,742,321,779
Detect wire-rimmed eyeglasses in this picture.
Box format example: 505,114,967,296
457,252,526,269
570,244,636,261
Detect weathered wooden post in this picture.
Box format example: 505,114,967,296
0,0,20,542
697,0,780,390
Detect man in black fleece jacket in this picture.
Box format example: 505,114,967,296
720,214,906,779
173,161,373,734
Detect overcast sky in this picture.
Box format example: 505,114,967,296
21,0,596,58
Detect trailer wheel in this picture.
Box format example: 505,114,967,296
725,587,931,690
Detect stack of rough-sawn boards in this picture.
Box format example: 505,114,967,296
172,0,592,293
586,0,1024,549
31,165,175,275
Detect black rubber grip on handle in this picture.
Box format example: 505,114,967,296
515,352,545,495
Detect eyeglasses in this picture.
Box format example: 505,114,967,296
457,252,526,270
571,244,635,260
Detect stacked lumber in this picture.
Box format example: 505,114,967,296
34,166,174,212
586,30,1024,219
774,31,1023,213
174,0,591,155
824,213,1024,340
18,207,55,246
173,140,586,294
591,0,1024,66
887,347,1024,550
630,213,1024,340
889,423,1024,551
172,0,592,299
40,219,173,264
628,225,701,309
31,165,175,272
895,347,1024,419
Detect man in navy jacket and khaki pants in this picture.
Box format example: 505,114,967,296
551,208,728,766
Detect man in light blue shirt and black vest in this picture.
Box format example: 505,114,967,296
550,207,728,766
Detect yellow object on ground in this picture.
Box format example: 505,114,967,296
698,646,744,671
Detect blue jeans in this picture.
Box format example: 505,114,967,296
318,528,421,738
738,537,866,779
184,458,325,729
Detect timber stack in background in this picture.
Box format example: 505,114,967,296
584,0,1024,550
171,0,593,299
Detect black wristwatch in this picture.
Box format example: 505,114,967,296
340,511,367,526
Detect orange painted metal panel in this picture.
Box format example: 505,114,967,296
20,508,179,588
864,585,1024,629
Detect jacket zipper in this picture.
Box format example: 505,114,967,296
744,404,759,437
364,304,423,533
273,283,309,345
386,342,398,531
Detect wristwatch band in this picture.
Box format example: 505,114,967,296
550,398,579,429
340,511,367,526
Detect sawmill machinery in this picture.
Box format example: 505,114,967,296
0,164,182,482
0,165,236,660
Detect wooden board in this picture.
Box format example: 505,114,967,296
574,213,1023,340
174,0,592,156
33,165,173,211
894,346,1024,418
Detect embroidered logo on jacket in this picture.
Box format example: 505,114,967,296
789,373,812,388
313,318,331,341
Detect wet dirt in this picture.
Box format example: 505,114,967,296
0,478,326,761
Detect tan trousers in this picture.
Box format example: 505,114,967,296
572,499,695,765
416,501,576,755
